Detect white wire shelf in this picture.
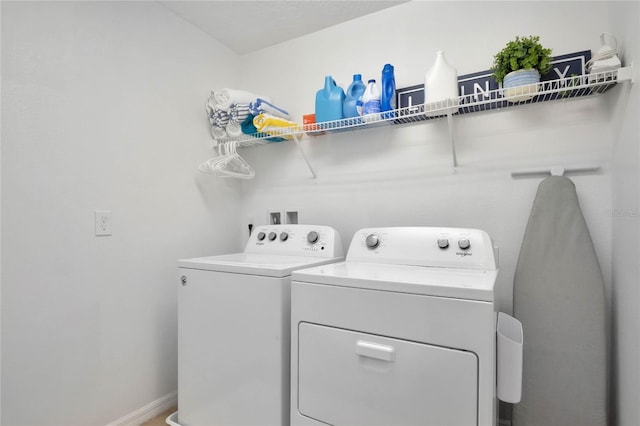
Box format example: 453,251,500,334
213,66,633,148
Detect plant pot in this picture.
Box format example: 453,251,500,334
502,69,540,102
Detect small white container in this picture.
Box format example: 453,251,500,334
424,51,459,115
359,79,382,122
497,312,523,404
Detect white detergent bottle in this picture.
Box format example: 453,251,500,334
359,79,382,122
424,51,459,115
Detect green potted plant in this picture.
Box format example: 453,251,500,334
492,35,553,102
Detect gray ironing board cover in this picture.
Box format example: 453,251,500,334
513,176,607,426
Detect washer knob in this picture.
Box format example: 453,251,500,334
458,239,471,250
280,232,289,241
307,231,319,244
437,238,449,249
257,232,266,241
268,232,277,241
365,234,380,249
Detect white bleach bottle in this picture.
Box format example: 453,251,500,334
358,79,382,122
424,51,459,115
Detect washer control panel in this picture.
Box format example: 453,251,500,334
246,225,344,258
349,227,497,270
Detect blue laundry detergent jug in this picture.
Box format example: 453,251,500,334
381,64,396,118
315,76,345,123
343,74,366,119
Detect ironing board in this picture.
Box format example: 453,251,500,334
512,176,607,425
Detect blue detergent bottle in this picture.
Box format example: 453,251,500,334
381,64,396,118
315,76,345,122
343,74,366,119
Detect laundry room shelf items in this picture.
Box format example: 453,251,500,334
210,66,634,176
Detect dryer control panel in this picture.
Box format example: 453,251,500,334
347,227,497,270
245,225,344,258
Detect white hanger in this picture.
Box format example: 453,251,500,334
199,141,255,179
217,141,255,179
198,142,227,175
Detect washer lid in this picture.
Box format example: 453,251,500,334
293,261,497,301
178,253,344,277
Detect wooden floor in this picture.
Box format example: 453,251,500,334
141,406,177,426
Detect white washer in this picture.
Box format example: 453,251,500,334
177,225,343,426
290,227,521,426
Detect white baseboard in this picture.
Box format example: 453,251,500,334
106,390,177,426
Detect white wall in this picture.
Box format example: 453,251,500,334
237,1,613,317
608,2,640,425
1,2,242,425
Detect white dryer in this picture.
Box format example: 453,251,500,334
176,225,343,426
290,227,522,426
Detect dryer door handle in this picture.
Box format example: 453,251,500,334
356,340,395,362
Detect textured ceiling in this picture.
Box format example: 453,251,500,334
160,1,408,55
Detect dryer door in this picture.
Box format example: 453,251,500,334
298,323,478,426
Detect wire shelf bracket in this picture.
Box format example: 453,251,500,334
291,132,317,179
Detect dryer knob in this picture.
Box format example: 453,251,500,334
365,234,380,249
307,231,319,244
458,238,471,250
280,232,289,241
257,232,266,241
268,232,277,241
437,238,449,249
